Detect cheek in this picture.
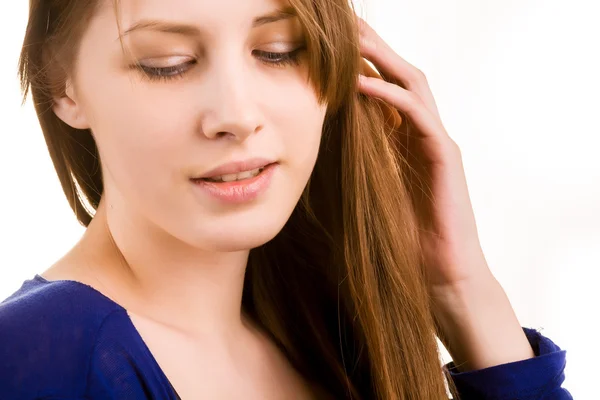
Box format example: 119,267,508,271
80,77,188,197
269,85,327,169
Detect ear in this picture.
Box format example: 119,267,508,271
52,78,90,130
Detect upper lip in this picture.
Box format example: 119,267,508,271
193,157,277,179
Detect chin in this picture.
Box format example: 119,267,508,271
178,189,300,253
208,234,276,252
186,220,284,253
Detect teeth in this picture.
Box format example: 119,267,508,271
220,173,240,182
206,167,263,182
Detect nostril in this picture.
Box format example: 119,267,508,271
216,132,234,139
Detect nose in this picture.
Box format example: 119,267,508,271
200,60,263,141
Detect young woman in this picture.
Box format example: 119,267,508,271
0,0,571,398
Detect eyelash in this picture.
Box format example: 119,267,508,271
135,47,305,82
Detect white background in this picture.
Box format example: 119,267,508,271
1,1,597,397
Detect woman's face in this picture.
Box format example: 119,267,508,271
57,0,327,251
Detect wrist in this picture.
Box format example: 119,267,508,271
430,274,535,372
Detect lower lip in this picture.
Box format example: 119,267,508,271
190,163,278,204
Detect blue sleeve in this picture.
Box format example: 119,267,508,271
444,327,573,399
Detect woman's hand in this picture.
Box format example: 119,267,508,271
355,16,535,371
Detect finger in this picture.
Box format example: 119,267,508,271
357,17,442,121
360,58,404,129
358,74,456,155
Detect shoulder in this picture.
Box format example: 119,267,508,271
0,275,128,399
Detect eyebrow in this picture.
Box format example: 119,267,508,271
119,6,298,38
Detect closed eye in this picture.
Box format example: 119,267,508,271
138,60,196,79
253,47,305,67
134,47,306,82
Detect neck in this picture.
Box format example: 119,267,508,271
73,197,253,342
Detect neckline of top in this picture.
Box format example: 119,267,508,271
33,273,127,312
31,273,182,399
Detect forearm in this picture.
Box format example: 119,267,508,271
431,273,535,372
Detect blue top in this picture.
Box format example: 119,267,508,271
0,275,572,399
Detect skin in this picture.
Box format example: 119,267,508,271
43,0,535,396
46,0,327,397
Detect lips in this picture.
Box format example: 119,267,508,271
202,166,266,182
190,162,278,204
193,158,277,180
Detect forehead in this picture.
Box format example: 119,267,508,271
111,0,292,30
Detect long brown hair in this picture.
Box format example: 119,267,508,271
19,0,459,398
